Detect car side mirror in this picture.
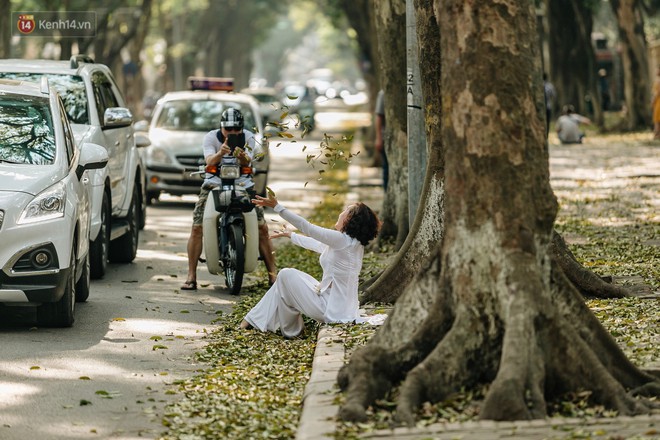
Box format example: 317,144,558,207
77,142,109,179
103,107,133,128
133,120,149,132
135,132,151,148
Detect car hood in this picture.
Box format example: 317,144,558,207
149,129,207,155
0,164,64,196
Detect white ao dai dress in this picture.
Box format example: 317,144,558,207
244,203,364,337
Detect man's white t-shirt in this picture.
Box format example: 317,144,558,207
556,114,587,144
201,129,261,188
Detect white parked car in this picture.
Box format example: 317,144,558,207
0,56,148,280
144,78,270,202
0,78,108,327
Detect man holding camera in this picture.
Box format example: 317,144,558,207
181,108,277,290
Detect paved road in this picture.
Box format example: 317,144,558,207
0,199,233,439
0,128,340,440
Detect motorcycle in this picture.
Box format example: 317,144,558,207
200,154,259,295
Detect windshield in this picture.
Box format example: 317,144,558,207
0,73,88,124
0,94,56,165
154,99,257,132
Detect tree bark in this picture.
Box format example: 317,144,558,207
372,0,409,249
610,0,651,130
339,0,658,424
360,0,444,304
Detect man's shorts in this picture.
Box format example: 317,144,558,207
192,185,265,226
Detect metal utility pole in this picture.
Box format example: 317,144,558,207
406,0,427,224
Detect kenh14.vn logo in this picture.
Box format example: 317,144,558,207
17,14,35,34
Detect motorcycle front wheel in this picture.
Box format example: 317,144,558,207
224,223,245,295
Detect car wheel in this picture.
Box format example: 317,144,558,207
138,179,147,230
38,244,76,327
109,185,139,263
90,192,110,279
75,250,90,302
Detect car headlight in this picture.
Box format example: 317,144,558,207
147,147,174,165
18,181,66,224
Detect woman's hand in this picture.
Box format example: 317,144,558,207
252,194,277,208
269,228,291,239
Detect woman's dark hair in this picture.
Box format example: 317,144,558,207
342,203,381,246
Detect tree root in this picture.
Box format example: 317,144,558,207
395,310,494,425
342,248,660,425
551,231,633,298
340,258,453,422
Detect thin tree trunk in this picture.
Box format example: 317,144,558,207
373,0,409,249
610,0,651,130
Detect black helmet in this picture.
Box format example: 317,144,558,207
220,108,244,130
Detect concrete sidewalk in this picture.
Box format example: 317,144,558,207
296,135,660,439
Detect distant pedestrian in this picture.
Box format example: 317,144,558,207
598,69,611,111
374,90,389,189
543,73,556,137
556,105,592,144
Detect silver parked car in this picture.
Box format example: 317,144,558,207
144,85,270,202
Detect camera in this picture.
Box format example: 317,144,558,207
227,133,245,153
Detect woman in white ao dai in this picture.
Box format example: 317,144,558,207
241,194,381,338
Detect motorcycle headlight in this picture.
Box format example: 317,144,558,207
147,147,174,165
18,181,66,224
219,164,240,179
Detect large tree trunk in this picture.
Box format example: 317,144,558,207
339,0,659,424
610,0,651,131
373,0,409,249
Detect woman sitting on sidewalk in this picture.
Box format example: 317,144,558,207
240,193,380,338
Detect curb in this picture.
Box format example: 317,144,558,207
295,326,344,440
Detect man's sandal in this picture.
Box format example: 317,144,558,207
180,280,197,291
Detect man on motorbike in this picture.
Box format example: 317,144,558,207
181,107,277,290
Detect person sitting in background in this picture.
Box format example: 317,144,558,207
556,105,592,144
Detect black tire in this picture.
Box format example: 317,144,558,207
138,179,147,230
224,223,245,295
109,185,139,263
38,244,75,327
75,250,90,302
89,192,110,279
